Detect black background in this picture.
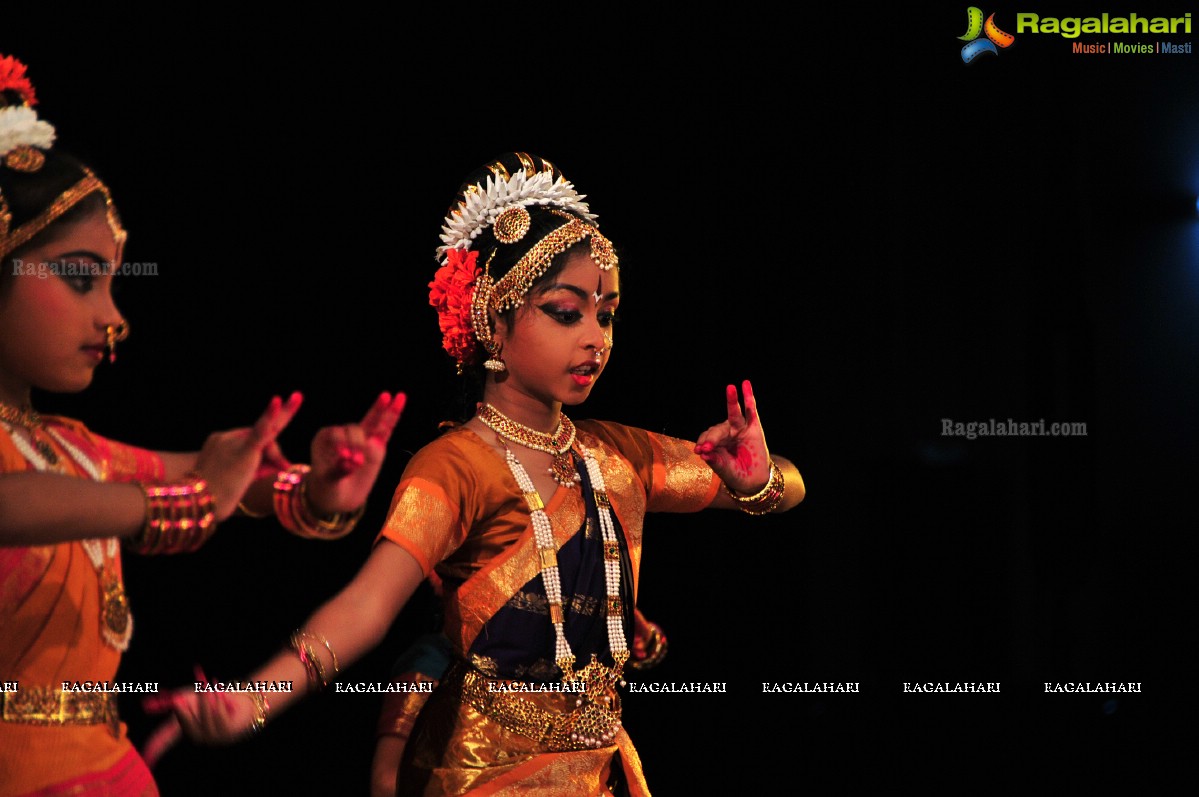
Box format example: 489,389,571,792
5,4,1194,793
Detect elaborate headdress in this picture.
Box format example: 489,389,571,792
428,152,619,372
0,54,126,260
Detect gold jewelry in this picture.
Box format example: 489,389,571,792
724,460,785,515
628,621,668,671
1,168,126,260
436,152,590,264
246,689,269,734
1,687,120,736
128,475,218,554
434,154,618,372
98,562,131,650
289,629,339,690
0,58,126,261
595,332,614,361
104,320,129,363
499,436,629,687
470,251,500,369
0,401,58,465
5,145,44,172
478,404,579,488
493,206,531,244
236,500,270,519
491,211,618,313
273,464,364,540
483,344,506,373
460,660,624,752
0,411,132,651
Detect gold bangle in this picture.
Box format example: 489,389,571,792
289,629,339,690
273,465,364,540
628,622,669,671
246,689,269,734
236,501,270,519
128,474,218,554
723,460,784,516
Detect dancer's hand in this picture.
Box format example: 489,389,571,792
632,609,654,660
306,392,407,515
194,393,304,520
140,667,260,767
693,380,773,495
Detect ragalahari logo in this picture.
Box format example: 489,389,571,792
959,7,1015,62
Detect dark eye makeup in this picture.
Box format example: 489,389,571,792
537,304,582,325
536,303,620,327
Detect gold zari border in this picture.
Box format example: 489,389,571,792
1,687,119,732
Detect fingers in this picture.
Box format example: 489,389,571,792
694,438,732,470
318,425,364,477
253,441,292,482
741,379,759,426
181,665,237,742
143,693,181,714
262,441,291,472
143,666,248,752
249,392,303,450
339,425,368,475
359,392,390,431
361,391,407,443
725,384,746,431
693,433,715,460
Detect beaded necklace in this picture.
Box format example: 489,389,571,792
478,405,629,668
0,412,132,652
0,401,59,465
478,403,579,488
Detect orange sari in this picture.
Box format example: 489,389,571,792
378,420,719,796
0,416,163,797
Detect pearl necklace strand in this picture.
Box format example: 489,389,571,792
0,420,132,652
499,440,628,680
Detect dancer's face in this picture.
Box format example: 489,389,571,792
0,207,124,399
494,249,620,408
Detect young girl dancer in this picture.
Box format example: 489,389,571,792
0,54,405,796
158,151,804,796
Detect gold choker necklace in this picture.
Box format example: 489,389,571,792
0,401,58,465
478,404,579,487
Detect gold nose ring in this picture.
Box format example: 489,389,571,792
105,321,130,363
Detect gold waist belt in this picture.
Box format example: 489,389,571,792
459,659,623,753
1,687,120,734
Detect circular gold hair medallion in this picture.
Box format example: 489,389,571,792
5,146,45,173
494,206,531,245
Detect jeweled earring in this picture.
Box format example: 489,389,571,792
484,343,506,373
105,321,130,363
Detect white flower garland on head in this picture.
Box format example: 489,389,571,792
0,105,55,158
436,169,598,262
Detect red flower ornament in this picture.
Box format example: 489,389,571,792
0,55,38,106
429,248,481,367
